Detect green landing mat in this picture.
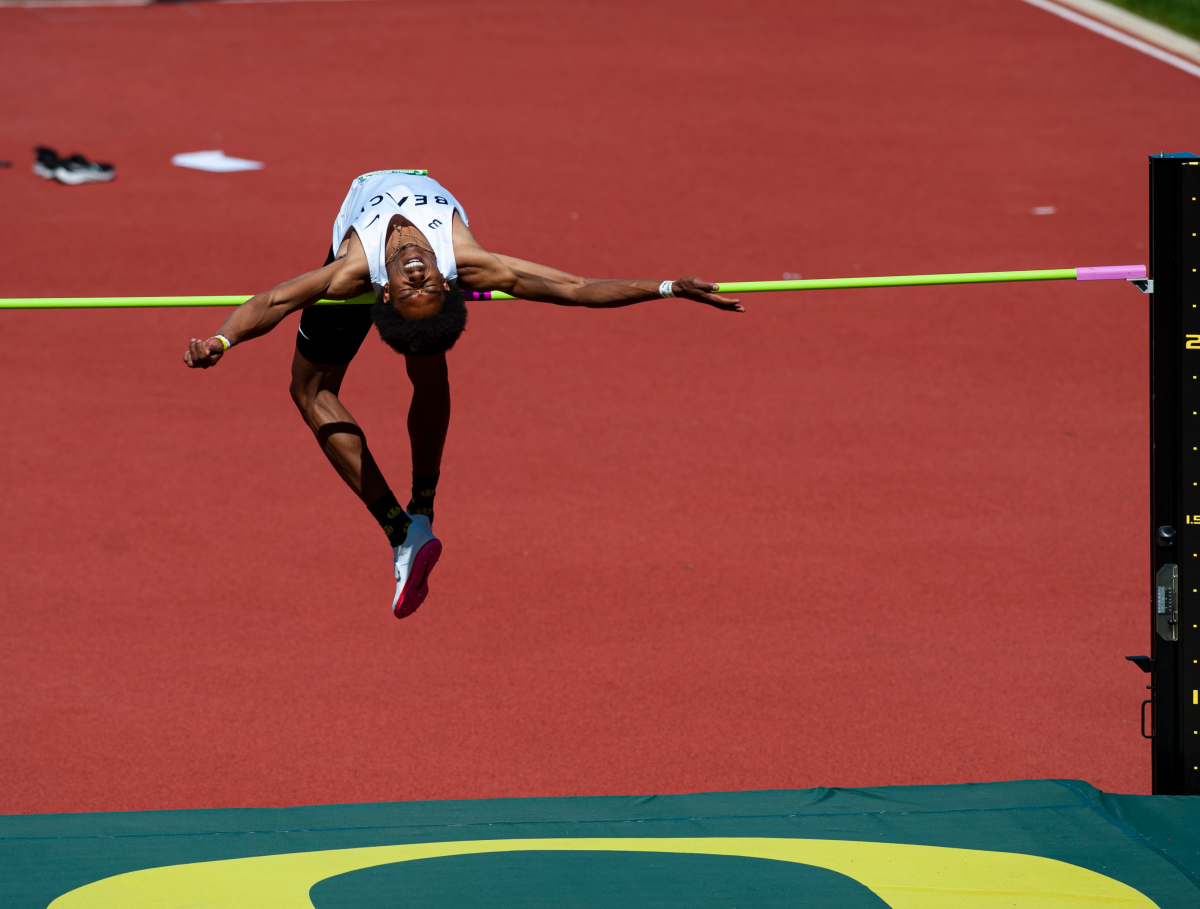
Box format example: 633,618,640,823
3,780,1199,909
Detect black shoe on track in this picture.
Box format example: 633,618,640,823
55,153,115,185
33,146,60,180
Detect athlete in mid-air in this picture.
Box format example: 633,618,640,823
183,170,742,618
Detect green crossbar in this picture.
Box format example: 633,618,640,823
0,266,1144,309
714,268,1079,293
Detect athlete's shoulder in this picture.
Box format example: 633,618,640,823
326,236,372,297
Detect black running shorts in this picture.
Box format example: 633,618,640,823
295,247,374,366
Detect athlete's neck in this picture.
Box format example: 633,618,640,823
385,216,433,266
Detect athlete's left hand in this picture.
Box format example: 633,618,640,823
672,275,744,312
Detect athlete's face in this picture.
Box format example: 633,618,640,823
384,241,449,320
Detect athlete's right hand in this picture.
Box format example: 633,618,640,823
672,275,744,312
184,337,226,369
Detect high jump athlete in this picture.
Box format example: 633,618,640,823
183,170,742,619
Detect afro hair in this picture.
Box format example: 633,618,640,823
371,284,468,357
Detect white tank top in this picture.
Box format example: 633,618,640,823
332,170,468,300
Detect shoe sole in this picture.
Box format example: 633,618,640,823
54,170,114,185
393,539,441,619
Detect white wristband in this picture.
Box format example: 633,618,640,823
214,334,232,351
658,280,676,298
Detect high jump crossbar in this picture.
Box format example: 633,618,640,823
0,265,1148,309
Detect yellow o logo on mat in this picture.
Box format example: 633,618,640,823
48,836,1157,909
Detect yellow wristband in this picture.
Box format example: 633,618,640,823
214,334,231,351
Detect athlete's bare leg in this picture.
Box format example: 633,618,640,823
289,350,390,504
404,353,450,477
289,349,450,503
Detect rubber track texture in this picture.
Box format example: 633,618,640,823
2,0,1196,812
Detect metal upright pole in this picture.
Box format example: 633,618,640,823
1147,152,1200,794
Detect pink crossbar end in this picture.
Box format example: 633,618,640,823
1075,265,1146,281
462,290,493,301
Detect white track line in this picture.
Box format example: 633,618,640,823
1018,0,1200,79
1048,0,1200,63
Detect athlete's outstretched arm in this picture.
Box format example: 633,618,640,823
451,214,742,312
183,234,372,369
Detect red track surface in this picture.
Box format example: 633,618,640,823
3,0,1199,814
